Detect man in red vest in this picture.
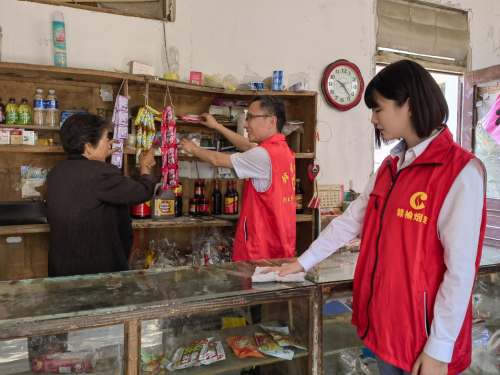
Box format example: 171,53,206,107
179,95,296,261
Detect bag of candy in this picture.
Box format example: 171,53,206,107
225,336,267,360
260,325,307,350
140,349,169,374
254,333,294,360
195,341,226,366
166,338,211,371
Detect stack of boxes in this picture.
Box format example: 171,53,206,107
0,129,39,145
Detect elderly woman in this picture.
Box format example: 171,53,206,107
47,114,156,277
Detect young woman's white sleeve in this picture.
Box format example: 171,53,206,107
297,170,378,271
423,159,485,363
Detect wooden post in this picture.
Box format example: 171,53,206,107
124,320,141,375
309,286,323,375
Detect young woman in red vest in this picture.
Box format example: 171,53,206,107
265,60,486,375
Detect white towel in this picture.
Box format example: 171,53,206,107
251,267,306,283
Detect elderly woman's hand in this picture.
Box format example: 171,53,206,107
140,148,156,168
105,139,122,158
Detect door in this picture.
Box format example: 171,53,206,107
461,64,500,264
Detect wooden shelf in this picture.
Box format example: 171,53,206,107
297,214,313,222
176,120,237,128
295,153,314,159
131,217,234,228
0,144,65,153
0,224,50,236
0,215,312,235
0,62,316,98
0,124,61,132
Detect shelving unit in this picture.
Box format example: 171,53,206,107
0,62,317,281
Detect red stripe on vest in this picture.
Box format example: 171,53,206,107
232,134,296,261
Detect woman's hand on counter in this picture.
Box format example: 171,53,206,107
262,261,305,277
139,148,156,175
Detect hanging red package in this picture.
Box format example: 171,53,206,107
161,105,179,190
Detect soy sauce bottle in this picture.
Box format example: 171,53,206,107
233,180,239,215
211,179,222,214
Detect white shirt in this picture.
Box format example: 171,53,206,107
230,147,272,192
298,128,485,363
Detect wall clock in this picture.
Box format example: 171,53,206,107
321,60,364,111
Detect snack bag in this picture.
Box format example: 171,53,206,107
260,325,307,350
255,333,294,360
196,341,226,366
225,336,267,360
140,349,169,374
167,338,211,371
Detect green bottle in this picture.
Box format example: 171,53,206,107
18,99,32,125
6,98,18,125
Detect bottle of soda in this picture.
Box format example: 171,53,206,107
17,99,32,125
6,98,18,125
233,180,239,215
224,180,234,214
295,178,304,214
211,179,222,215
174,183,183,217
0,98,5,124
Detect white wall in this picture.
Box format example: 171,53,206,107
0,0,164,72
1,0,499,192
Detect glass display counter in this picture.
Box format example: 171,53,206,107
0,261,321,375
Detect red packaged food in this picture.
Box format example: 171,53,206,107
225,336,267,360
32,348,102,373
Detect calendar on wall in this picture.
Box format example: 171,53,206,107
318,184,344,209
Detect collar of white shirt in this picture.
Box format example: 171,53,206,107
390,127,445,170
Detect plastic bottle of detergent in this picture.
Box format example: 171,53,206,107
152,183,176,220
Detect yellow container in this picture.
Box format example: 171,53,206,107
163,73,179,81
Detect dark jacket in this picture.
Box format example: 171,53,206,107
47,154,155,277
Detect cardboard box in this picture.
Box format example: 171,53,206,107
33,348,102,374
10,129,23,144
0,129,11,144
23,130,38,145
127,61,155,76
190,71,202,85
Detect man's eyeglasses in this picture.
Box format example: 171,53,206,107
245,114,272,122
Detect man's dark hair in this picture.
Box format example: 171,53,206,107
253,95,287,133
60,114,111,154
364,60,449,148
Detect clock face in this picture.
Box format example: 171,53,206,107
322,60,364,111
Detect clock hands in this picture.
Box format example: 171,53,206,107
337,80,351,97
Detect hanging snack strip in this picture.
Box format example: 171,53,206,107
161,105,179,190
134,105,160,167
111,95,129,169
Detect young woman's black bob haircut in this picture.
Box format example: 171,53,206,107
364,60,449,148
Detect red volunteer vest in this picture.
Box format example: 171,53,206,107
351,127,486,374
233,134,296,261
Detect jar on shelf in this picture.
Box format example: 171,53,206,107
199,198,209,216
189,198,198,215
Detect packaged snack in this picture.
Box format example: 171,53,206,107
167,338,211,371
255,333,294,360
260,325,307,350
196,341,226,366
33,348,102,374
225,336,267,360
140,349,169,374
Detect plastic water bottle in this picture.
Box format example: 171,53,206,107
52,12,67,67
33,89,46,126
46,90,59,127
